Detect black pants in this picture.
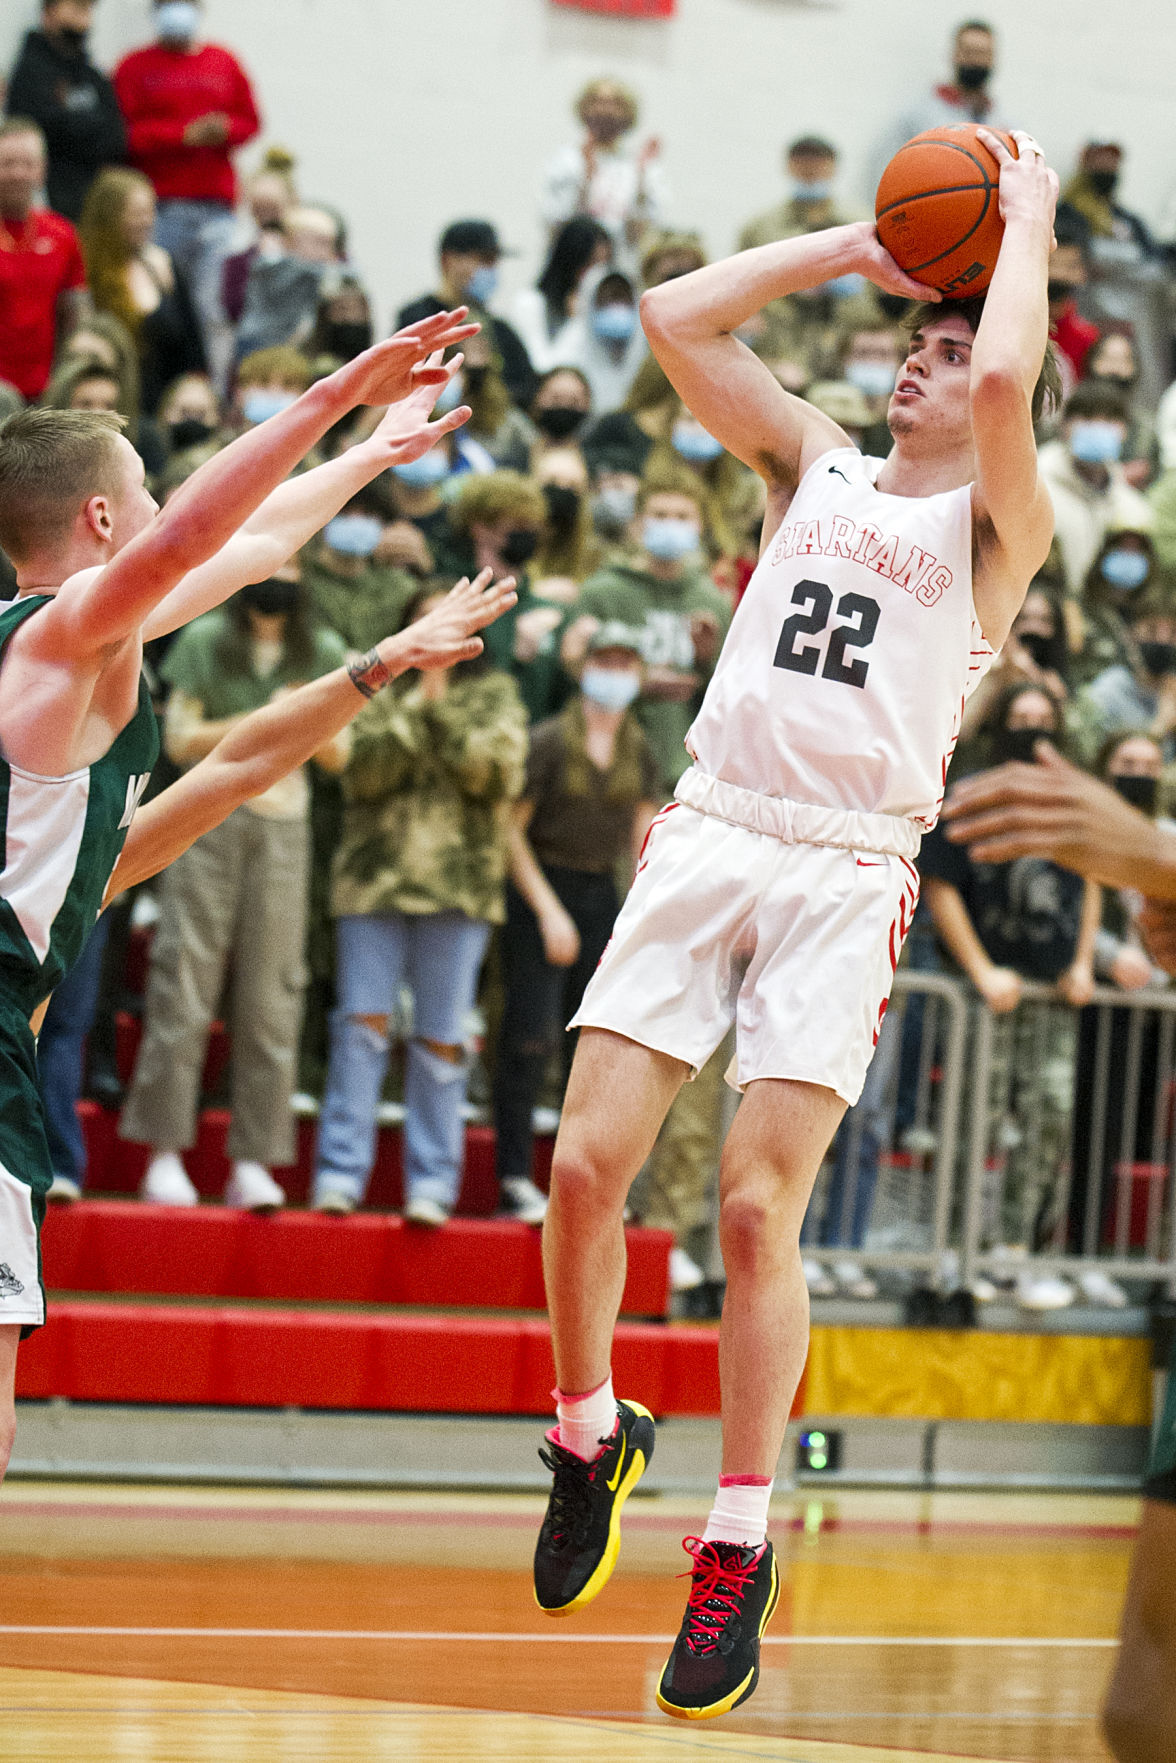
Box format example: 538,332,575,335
493,868,619,1183
1069,1002,1164,1253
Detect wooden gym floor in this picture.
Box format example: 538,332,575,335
0,1480,1131,1761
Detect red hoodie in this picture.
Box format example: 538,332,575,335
113,41,260,206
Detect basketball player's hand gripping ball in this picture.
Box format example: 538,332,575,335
875,124,1056,297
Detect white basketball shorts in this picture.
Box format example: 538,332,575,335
570,774,921,1106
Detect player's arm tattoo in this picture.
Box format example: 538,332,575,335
347,650,393,700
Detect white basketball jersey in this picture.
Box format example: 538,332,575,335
685,447,995,830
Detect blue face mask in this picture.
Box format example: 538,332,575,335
592,304,638,343
845,360,896,400
642,515,699,562
790,180,832,204
464,264,498,306
324,513,383,558
1100,547,1150,591
822,272,867,300
433,372,464,415
1069,419,1124,464
581,666,641,712
155,0,200,44
671,419,723,463
242,388,297,427
392,450,450,489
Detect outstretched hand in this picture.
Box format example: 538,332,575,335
369,351,472,465
941,740,1159,886
334,309,479,409
977,129,1059,237
385,568,518,674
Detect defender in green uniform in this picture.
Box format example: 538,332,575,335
0,306,486,1478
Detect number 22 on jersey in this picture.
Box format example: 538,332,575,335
774,578,881,690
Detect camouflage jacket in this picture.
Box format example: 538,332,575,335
331,669,528,924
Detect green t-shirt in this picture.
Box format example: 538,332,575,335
302,555,419,655
578,557,732,792
162,611,348,718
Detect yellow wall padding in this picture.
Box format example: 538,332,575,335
803,1326,1152,1426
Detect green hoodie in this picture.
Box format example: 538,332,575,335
578,556,731,792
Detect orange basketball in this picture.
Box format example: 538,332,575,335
875,126,1017,298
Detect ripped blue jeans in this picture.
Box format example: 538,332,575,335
313,911,491,1210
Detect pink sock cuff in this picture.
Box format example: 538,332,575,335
719,1474,773,1487
553,1374,612,1405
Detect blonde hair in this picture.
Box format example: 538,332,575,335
0,408,126,562
79,167,157,339
449,470,547,536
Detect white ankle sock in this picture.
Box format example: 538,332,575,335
702,1476,774,1549
555,1374,616,1462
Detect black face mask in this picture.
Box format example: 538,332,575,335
1087,168,1119,199
1047,280,1081,306
464,364,489,392
1089,370,1137,392
500,528,539,568
322,321,372,361
534,405,585,441
543,483,581,528
1017,630,1056,672
1139,641,1176,678
55,25,89,50
876,291,910,322
955,63,990,91
168,417,216,451
242,579,300,617
1112,773,1159,815
994,726,1050,766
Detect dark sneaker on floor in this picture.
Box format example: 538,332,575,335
533,1398,655,1616
657,1535,779,1719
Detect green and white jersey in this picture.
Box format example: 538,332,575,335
0,595,159,1023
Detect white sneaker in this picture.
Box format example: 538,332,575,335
669,1246,705,1292
1076,1268,1129,1309
314,1187,357,1216
969,1273,1000,1304
223,1161,286,1213
803,1257,837,1297
500,1176,548,1225
47,1173,81,1204
832,1259,879,1300
1016,1271,1077,1312
404,1195,450,1228
140,1152,199,1206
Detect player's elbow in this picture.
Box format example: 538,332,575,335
639,286,672,343
969,365,1030,423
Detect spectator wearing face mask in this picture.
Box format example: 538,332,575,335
443,327,532,474
1064,730,1173,1310
566,466,731,795
541,78,667,276
312,585,528,1224
5,0,127,223
220,151,297,326
230,345,311,432
532,448,596,603
872,18,1006,191
307,273,373,369
0,117,90,402
397,219,537,411
585,450,643,557
113,0,260,373
511,217,611,376
919,686,1100,1304
1038,383,1154,595
1076,590,1176,761
1081,330,1155,488
79,165,206,414
1071,525,1162,691
443,472,571,721
960,575,1071,756
234,204,346,362
493,623,659,1223
1045,220,1100,403
576,266,646,412
1058,140,1170,407
119,564,349,1211
301,491,419,656
155,368,220,458
838,322,904,455
529,365,593,465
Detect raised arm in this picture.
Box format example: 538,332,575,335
34,312,476,661
141,355,472,641
968,130,1059,643
639,224,929,488
107,570,516,899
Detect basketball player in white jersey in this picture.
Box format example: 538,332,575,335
531,129,1060,1719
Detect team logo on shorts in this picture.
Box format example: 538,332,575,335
0,1262,25,1297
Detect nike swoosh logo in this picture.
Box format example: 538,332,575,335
856,857,888,868
828,467,850,482
606,1435,627,1492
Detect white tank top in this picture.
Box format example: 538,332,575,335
685,447,995,830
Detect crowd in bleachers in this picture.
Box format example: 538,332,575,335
5,2,1176,1314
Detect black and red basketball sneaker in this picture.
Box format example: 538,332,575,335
656,1535,780,1719
533,1398,655,1616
